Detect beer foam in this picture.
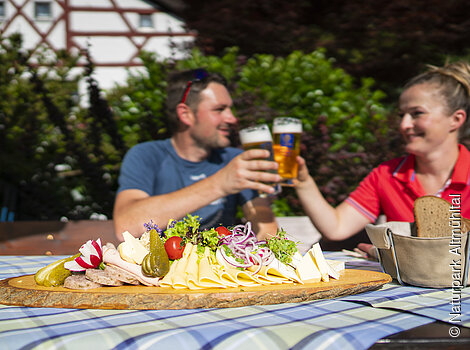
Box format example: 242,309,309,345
239,128,272,144
272,123,302,134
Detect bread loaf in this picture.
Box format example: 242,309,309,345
413,195,468,237
463,217,470,234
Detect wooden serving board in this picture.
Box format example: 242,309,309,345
0,269,391,310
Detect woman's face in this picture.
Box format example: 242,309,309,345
398,83,458,156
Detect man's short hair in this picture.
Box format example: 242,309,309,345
166,69,227,134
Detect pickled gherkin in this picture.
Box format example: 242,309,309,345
34,253,80,287
141,229,169,277
43,265,73,287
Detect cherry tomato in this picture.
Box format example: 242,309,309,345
164,236,185,260
215,226,231,236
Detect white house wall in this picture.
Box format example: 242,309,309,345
75,36,138,63
71,12,125,32
1,0,194,92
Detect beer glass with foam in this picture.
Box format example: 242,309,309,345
239,124,280,196
273,117,302,184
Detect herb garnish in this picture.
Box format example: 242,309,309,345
262,228,298,264
164,214,220,252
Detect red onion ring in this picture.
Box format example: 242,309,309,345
218,222,274,272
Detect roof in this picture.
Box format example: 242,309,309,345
147,0,187,14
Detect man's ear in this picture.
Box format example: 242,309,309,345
450,109,466,132
176,103,195,126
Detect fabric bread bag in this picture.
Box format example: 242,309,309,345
365,196,469,288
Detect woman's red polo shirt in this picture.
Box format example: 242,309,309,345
346,144,470,222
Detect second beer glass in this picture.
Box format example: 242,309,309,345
273,117,302,184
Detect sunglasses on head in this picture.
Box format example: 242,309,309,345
180,68,209,104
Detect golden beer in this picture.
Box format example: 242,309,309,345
239,124,274,159
272,117,302,181
239,124,279,196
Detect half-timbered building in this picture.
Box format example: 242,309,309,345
0,0,192,89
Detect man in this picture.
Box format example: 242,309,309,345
113,69,280,240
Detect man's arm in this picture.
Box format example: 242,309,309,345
113,149,280,240
242,197,278,240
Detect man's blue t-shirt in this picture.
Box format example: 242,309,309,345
117,139,258,230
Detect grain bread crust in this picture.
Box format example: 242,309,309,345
413,195,469,237
64,275,103,290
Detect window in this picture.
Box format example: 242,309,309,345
139,14,153,28
35,1,52,20
0,1,5,20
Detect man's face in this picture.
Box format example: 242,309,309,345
191,82,237,149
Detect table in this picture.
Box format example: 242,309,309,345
1,252,469,349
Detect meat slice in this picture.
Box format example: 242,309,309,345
105,264,140,285
64,274,102,290
85,269,123,286
102,245,160,286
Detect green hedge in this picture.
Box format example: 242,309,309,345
1,34,398,220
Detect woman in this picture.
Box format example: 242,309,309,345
294,61,470,245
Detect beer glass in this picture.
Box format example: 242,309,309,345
239,124,280,196
272,117,302,184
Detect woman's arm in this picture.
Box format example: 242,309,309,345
294,156,371,240
242,196,278,240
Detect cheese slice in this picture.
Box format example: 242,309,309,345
119,231,149,264
171,243,194,289
326,259,345,274
185,245,203,290
310,243,329,282
118,241,134,264
159,258,179,287
262,258,302,284
250,264,290,284
213,264,240,287
215,249,259,286
296,250,321,283
291,251,303,268
198,247,228,288
325,262,340,280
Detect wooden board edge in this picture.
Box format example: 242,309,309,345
0,270,392,310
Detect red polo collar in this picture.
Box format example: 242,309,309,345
393,144,470,186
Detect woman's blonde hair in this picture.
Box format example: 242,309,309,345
404,61,470,137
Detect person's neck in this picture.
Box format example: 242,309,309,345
170,134,210,162
414,142,460,194
415,143,459,176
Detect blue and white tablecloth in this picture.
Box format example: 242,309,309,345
0,253,467,350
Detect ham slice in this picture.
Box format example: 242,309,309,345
103,245,160,286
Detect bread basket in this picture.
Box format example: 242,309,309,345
365,221,470,288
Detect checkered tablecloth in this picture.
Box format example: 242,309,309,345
0,254,464,350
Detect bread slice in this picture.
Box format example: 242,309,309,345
463,217,470,234
414,196,453,237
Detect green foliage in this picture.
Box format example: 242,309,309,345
106,51,170,149
234,49,387,151
174,47,240,82
102,46,393,215
0,34,85,219
180,0,470,102
2,33,393,220
0,34,124,220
